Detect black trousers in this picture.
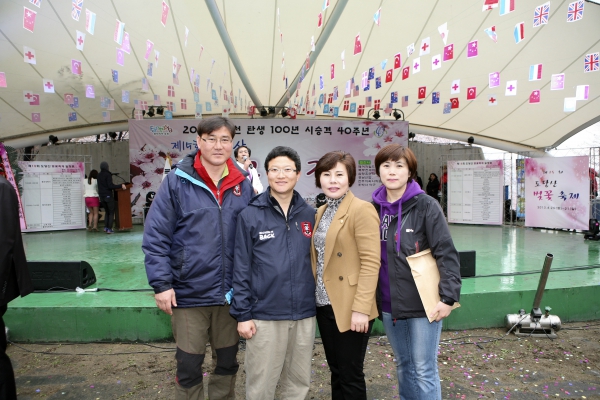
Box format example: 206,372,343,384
100,196,115,230
0,304,17,400
316,305,373,400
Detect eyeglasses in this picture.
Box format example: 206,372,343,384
267,167,297,175
201,137,232,145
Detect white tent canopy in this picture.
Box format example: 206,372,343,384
1,0,599,151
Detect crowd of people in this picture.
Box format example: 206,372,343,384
143,116,462,400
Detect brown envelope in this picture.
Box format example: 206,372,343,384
406,249,460,323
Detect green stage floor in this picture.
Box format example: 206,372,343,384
5,225,600,342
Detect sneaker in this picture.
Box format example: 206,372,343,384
104,227,109,232
106,229,114,234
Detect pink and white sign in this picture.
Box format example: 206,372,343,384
525,156,589,230
129,118,409,217
0,143,27,230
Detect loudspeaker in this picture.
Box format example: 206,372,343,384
458,251,476,278
27,261,97,290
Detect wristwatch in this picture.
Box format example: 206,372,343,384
440,297,455,306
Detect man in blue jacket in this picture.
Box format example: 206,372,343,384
143,116,253,400
231,146,316,400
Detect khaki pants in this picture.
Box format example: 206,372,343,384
172,305,239,400
245,317,316,400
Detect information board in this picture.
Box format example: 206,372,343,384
18,161,86,232
447,160,504,225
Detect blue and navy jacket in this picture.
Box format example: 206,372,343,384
230,189,316,322
142,151,253,308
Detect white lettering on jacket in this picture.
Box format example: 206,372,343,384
259,230,275,240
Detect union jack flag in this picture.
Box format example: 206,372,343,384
567,0,584,22
533,2,549,27
584,52,599,73
71,0,83,21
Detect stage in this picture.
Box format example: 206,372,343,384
4,225,600,342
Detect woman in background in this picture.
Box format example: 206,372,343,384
84,169,100,231
426,173,440,202
311,151,380,400
372,144,461,400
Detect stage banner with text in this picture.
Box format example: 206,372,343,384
525,156,589,230
18,161,86,232
129,118,408,217
447,159,504,225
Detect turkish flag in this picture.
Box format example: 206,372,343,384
418,86,426,99
529,90,541,104
394,53,401,69
467,87,477,100
23,7,37,32
385,69,393,83
354,34,362,55
450,97,459,109
443,44,454,61
402,67,409,80
29,94,40,105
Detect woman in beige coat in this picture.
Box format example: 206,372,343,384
310,151,380,400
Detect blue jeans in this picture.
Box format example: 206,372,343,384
382,313,442,400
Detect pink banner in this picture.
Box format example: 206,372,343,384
129,118,409,217
0,143,27,230
525,156,589,230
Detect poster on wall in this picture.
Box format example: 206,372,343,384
18,161,86,232
447,160,504,225
129,118,409,217
525,156,589,230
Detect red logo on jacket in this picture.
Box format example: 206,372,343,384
233,184,241,197
301,222,313,238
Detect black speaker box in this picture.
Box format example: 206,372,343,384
27,261,97,290
458,251,476,278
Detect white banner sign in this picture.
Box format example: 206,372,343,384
525,156,589,230
129,118,409,217
18,161,86,232
447,159,504,225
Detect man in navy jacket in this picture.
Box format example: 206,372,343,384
231,146,316,400
143,117,253,400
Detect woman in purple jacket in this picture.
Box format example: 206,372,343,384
372,144,461,400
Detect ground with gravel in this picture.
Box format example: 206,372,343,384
6,322,600,399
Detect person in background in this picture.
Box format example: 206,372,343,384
311,151,380,400
84,169,100,231
0,176,33,399
372,144,461,400
143,116,253,400
234,145,263,194
231,146,316,400
415,173,423,189
426,173,440,203
589,167,598,199
97,162,126,234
